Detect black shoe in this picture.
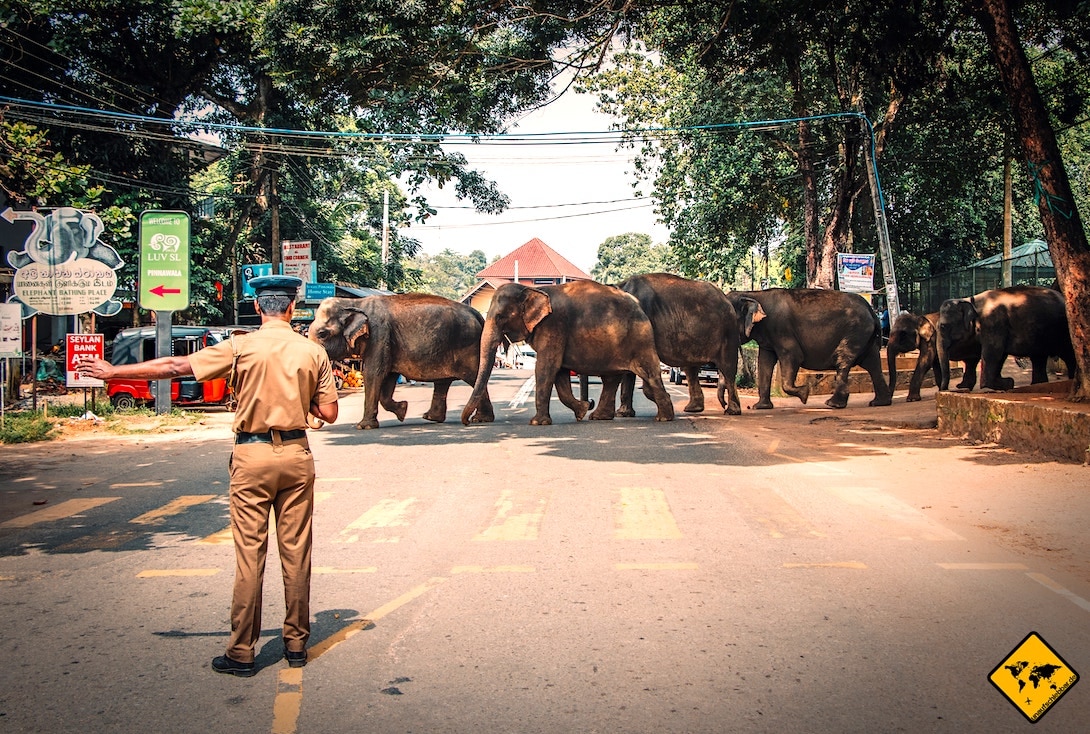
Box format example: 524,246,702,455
212,654,256,677
285,649,307,668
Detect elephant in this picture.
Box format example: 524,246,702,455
931,301,983,392
724,288,892,410
937,285,1075,391
309,294,494,429
615,272,759,416
460,279,675,425
886,312,940,402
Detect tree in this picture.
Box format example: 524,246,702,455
410,249,490,300
590,232,669,284
972,0,1090,399
1,1,629,316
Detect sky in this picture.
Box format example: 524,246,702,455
402,87,671,275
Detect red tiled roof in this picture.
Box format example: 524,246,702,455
476,238,592,281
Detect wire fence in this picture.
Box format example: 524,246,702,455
905,250,1056,315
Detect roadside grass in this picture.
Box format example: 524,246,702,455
0,401,207,444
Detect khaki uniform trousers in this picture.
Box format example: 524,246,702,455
226,436,314,663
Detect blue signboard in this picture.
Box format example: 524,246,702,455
305,282,336,301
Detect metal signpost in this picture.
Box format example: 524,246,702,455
138,211,191,414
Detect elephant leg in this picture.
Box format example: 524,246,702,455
860,349,892,407
824,365,852,409
683,368,705,413
1029,356,1050,384
906,357,928,402
753,347,778,410
956,358,979,390
589,376,621,420
423,379,452,422
357,373,384,429
555,371,593,421
632,361,674,421
529,364,560,425
778,350,811,405
981,350,1015,391
718,348,741,415
617,372,637,418
378,374,409,421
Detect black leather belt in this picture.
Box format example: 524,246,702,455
235,429,307,444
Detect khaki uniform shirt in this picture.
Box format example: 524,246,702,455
189,320,338,434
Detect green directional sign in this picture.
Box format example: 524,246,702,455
138,210,190,311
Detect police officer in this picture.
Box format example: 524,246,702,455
76,275,339,677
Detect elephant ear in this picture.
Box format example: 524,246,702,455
520,288,552,333
737,297,765,339
78,211,104,245
344,307,371,356
961,301,977,333
916,315,936,347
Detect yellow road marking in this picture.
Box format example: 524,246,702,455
335,497,419,544
829,487,964,541
783,561,867,569
197,492,332,545
136,569,221,578
130,495,216,525
613,487,682,540
0,497,120,528
271,668,303,734
936,562,1028,570
451,565,535,574
109,481,163,488
615,562,699,571
474,489,547,541
726,487,824,539
312,566,377,574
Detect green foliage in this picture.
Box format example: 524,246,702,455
410,249,489,300
590,232,670,284
0,413,57,444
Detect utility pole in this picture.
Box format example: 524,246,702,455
270,168,281,276
858,113,901,315
1003,155,1013,287
379,189,389,289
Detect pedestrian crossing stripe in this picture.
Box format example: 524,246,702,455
130,495,216,525
613,487,682,540
136,569,221,577
335,497,420,544
474,489,547,541
0,497,121,528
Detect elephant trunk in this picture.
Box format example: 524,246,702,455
886,343,900,395
461,320,503,425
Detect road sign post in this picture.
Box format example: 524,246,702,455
139,211,191,414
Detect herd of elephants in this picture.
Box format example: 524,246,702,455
305,272,1077,430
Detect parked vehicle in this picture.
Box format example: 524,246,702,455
668,363,718,385
105,325,253,409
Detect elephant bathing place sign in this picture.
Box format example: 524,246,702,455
5,207,124,317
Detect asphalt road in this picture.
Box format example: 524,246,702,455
1,370,1088,733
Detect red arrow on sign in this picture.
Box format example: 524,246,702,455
150,285,182,297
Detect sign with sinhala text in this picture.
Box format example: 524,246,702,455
139,211,190,311
836,253,875,293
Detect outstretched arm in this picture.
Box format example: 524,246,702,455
74,355,194,381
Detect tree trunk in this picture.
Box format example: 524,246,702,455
789,56,822,289
974,0,1090,400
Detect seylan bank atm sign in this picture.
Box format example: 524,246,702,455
138,210,190,311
